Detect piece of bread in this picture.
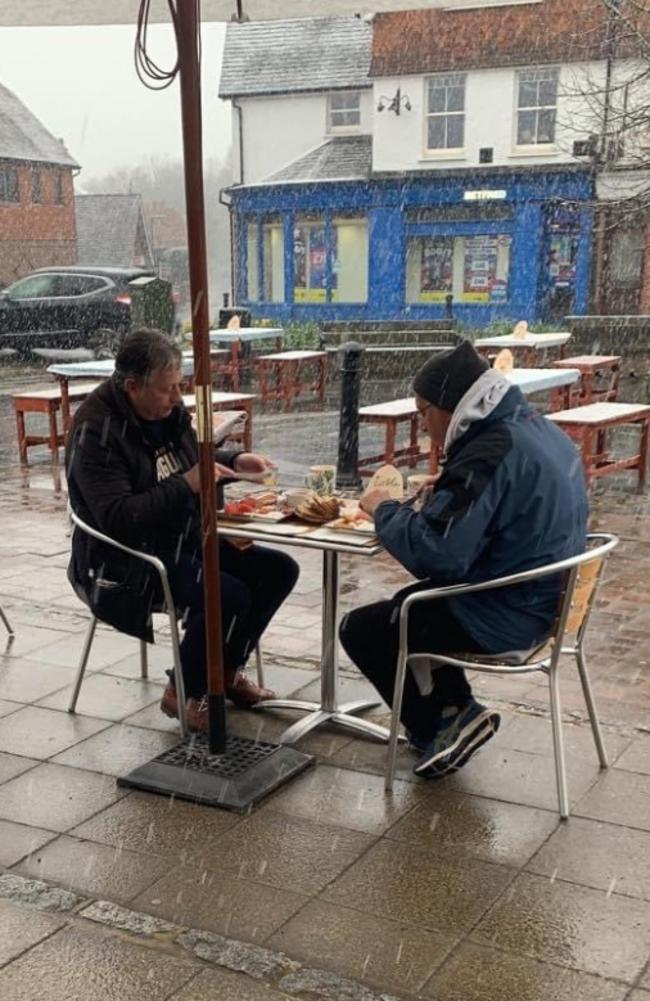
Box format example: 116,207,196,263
295,492,341,524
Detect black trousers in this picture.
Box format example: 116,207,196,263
166,541,299,698
339,580,484,742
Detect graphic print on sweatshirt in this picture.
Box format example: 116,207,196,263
154,444,184,482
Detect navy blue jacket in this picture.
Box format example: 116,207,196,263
374,386,589,652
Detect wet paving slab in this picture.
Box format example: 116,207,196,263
0,397,650,996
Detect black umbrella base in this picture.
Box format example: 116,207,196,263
117,733,315,813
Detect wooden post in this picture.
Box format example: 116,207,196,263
176,4,226,754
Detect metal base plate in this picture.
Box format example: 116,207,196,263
116,733,315,813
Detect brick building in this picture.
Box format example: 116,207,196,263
0,82,79,287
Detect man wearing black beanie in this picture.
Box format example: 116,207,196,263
340,340,588,778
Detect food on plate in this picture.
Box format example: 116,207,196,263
295,492,341,524
328,506,375,533
223,491,279,517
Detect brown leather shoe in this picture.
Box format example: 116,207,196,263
160,683,209,733
226,671,276,708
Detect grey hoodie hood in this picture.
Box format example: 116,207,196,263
443,369,511,456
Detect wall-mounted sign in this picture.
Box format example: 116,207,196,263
463,189,508,202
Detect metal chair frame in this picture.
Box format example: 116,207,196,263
0,604,14,637
67,510,268,739
385,533,619,819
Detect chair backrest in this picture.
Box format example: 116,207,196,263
552,538,614,648
564,555,604,635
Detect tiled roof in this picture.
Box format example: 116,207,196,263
248,135,372,186
75,194,152,267
370,0,642,77
0,82,78,167
219,16,372,98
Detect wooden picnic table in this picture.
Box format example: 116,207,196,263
207,327,284,392
358,367,581,476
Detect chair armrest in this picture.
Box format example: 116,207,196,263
68,508,176,616
398,533,618,637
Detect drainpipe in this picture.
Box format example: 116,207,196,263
593,0,620,312
232,98,244,185
219,187,235,303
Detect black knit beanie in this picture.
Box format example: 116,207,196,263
412,340,489,411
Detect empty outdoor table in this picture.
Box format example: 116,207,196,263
182,391,256,451
208,327,284,391
474,331,572,367
217,519,386,744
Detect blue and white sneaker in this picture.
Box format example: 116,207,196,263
414,699,500,779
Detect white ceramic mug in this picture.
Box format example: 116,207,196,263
305,464,336,496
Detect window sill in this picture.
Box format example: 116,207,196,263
510,146,559,158
328,126,362,136
419,151,467,163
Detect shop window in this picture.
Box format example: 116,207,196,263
332,218,368,303
294,219,327,302
328,92,361,132
425,74,465,152
0,166,19,203
262,221,284,302
246,222,259,301
406,234,511,304
517,68,558,146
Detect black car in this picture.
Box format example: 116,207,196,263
0,266,174,357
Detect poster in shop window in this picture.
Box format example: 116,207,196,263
294,225,327,303
419,237,454,302
462,235,510,303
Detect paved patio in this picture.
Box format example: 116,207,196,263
0,410,649,999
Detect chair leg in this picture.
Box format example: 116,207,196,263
139,639,149,680
167,611,188,738
254,643,264,688
385,650,409,792
68,616,98,713
548,663,570,820
576,648,608,768
0,604,14,636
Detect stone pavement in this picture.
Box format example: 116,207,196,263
0,432,649,998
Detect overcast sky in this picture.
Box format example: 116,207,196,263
0,23,231,182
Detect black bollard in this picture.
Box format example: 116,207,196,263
336,341,365,491
445,293,454,320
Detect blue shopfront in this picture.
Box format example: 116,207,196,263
229,167,593,327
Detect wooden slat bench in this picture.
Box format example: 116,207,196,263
256,350,326,410
548,402,650,490
13,382,100,465
551,355,621,410
358,398,439,477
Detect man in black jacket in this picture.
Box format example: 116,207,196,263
66,329,299,732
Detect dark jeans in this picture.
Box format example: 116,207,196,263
339,580,484,742
165,541,299,698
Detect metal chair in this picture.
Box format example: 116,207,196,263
0,604,14,638
67,510,267,738
385,533,619,819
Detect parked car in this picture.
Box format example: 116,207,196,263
0,265,175,357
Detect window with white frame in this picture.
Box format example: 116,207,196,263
516,68,559,146
328,91,361,132
425,74,466,152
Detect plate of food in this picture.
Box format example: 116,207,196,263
294,492,341,525
220,491,289,522
325,505,376,535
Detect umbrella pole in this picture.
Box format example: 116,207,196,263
176,2,226,754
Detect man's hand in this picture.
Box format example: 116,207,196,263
183,462,237,494
233,452,275,475
359,487,394,517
